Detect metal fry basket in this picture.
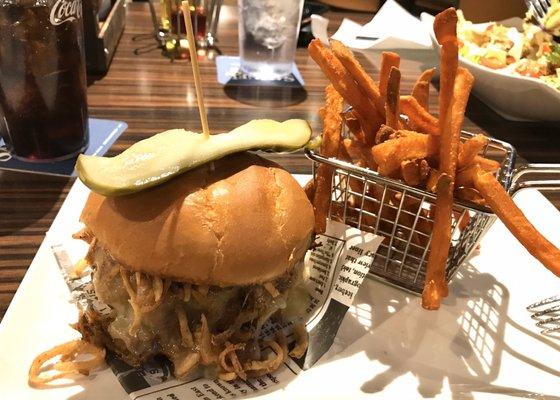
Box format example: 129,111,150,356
306,132,517,295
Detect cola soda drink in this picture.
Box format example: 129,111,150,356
0,0,89,161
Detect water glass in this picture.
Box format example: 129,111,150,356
237,0,304,80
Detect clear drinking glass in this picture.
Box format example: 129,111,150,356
237,0,304,80
159,0,222,48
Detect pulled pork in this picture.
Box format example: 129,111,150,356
77,239,308,381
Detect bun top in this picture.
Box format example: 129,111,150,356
80,152,315,286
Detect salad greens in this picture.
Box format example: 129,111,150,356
547,43,560,67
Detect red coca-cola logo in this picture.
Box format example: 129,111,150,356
49,0,82,26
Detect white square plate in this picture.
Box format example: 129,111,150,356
1,179,560,399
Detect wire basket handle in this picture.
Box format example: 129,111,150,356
510,164,560,196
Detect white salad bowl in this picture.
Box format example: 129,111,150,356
421,13,560,122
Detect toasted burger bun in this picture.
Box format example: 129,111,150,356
80,152,314,287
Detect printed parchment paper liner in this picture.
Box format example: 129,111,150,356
49,219,383,399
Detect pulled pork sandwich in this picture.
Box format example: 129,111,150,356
71,152,314,382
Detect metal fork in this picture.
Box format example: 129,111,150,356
524,0,552,30
527,295,560,337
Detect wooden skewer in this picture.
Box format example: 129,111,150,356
181,1,210,138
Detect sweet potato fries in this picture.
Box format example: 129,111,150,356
308,7,560,309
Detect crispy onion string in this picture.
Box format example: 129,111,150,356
218,342,246,381
119,268,142,336
153,277,164,303
212,328,234,346
219,343,243,371
135,271,143,288
218,371,237,381
183,283,191,302
72,228,94,243
276,331,289,362
196,314,217,365
28,339,105,388
128,299,142,336
147,278,170,313
243,339,284,374
70,258,90,279
289,323,309,359
175,306,195,348
119,267,136,300
120,268,171,336
263,282,280,298
229,351,245,381
173,352,200,378
137,276,168,314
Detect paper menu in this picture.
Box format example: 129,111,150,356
49,219,384,399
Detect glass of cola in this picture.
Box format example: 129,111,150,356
0,0,89,161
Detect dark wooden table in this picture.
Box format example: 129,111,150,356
1,4,559,321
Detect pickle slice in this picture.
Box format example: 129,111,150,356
76,119,312,196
